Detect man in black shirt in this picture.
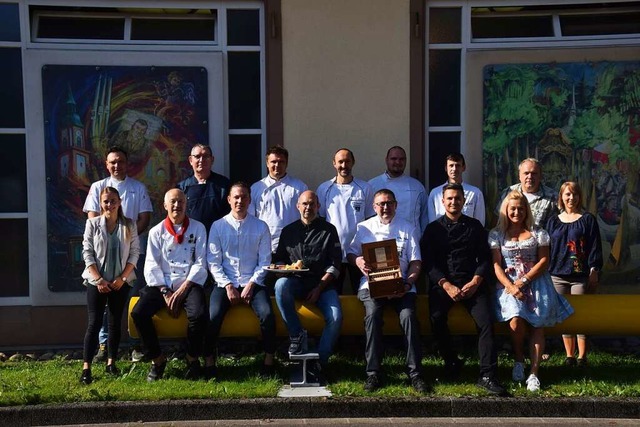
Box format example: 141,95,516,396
422,183,506,396
273,190,343,369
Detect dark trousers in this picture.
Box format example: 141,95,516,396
358,289,422,378
205,285,276,357
429,284,497,378
83,284,129,363
131,285,207,360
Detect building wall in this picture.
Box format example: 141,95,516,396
281,0,411,189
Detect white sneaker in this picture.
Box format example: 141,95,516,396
512,361,525,382
526,374,541,392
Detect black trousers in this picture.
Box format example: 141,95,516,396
429,284,497,378
131,285,207,360
83,284,129,363
358,289,422,378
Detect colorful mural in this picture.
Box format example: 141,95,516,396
43,65,208,292
483,61,640,292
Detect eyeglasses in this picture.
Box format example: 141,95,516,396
190,154,212,160
375,201,396,207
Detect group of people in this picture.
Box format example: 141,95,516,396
79,143,603,396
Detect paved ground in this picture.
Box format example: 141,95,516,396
2,397,640,426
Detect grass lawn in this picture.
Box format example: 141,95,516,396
1,349,640,406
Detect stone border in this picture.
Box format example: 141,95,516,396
1,397,640,426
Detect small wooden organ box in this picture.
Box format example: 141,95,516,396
362,239,405,298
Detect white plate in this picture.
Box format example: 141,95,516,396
267,267,310,273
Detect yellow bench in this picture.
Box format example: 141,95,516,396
128,294,640,339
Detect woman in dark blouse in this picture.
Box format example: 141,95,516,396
546,181,603,367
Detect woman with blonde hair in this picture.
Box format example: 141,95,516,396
489,190,573,392
546,181,602,367
80,186,139,384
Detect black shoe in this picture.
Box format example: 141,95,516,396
203,365,218,380
105,363,119,376
184,360,201,380
80,368,92,385
477,376,509,396
411,376,431,393
444,357,465,380
259,363,276,379
288,330,308,355
147,362,166,382
364,374,381,392
577,357,588,367
565,356,577,367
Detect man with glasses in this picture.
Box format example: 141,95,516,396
177,143,231,232
347,189,427,393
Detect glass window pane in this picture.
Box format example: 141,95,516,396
0,48,25,128
428,132,460,191
0,3,20,42
0,134,27,212
227,9,260,46
132,18,216,41
230,134,262,184
429,8,461,44
0,219,29,297
472,16,554,39
561,13,640,36
429,50,460,127
37,16,125,40
228,52,261,129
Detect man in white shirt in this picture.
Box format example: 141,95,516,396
369,146,428,234
316,148,374,293
131,189,208,382
250,145,308,252
83,145,153,362
205,182,276,379
427,153,486,225
347,189,427,393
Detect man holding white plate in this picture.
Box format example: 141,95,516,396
273,190,343,369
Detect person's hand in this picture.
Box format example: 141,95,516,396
167,282,189,317
460,280,480,299
110,277,125,291
506,283,526,301
306,286,322,304
97,278,111,293
240,283,254,304
587,269,599,293
161,288,176,315
226,284,241,306
355,256,371,277
443,282,463,302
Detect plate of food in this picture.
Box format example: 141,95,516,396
267,260,309,273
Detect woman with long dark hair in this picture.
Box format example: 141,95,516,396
80,186,139,384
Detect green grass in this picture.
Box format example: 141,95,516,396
1,351,639,406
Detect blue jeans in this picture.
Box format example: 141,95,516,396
205,285,276,357
274,277,343,364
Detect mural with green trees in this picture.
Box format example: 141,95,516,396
483,61,640,291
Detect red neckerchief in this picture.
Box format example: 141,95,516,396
164,216,190,244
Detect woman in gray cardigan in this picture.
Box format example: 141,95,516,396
80,186,139,384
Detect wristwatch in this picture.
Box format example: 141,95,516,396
521,276,530,285
160,287,171,296
121,276,128,284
